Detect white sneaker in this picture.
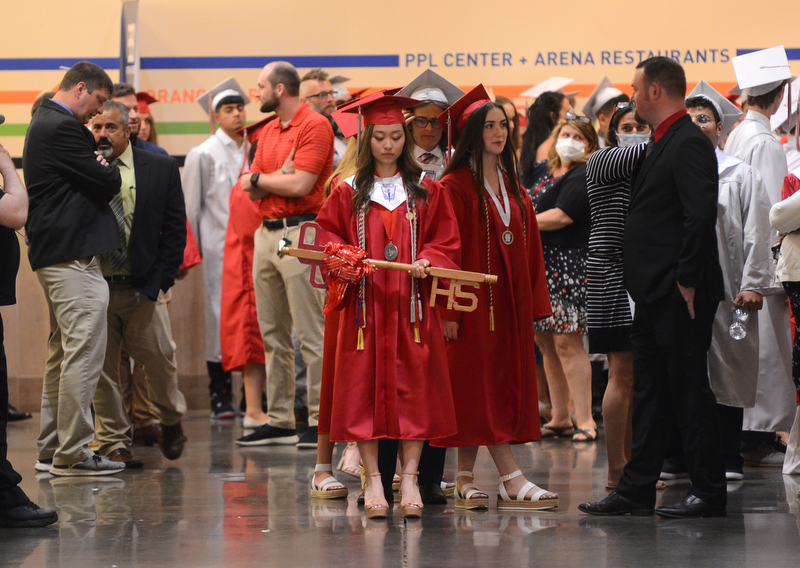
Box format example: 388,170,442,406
34,460,52,473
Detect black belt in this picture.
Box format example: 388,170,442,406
262,214,317,231
104,275,133,283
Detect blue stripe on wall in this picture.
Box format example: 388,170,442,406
0,55,399,71
736,48,800,60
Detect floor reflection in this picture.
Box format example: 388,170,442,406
4,411,800,567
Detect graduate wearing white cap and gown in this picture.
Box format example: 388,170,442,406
724,47,796,441
771,77,800,173
683,82,777,477
398,69,464,181
182,77,249,417
582,77,628,148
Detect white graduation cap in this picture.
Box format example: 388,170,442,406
771,76,800,132
520,77,582,99
686,80,743,139
196,77,249,117
732,46,792,97
582,77,625,121
398,69,464,108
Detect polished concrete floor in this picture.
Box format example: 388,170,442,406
4,412,800,567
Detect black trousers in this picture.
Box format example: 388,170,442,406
616,287,726,508
377,440,447,500
0,314,29,510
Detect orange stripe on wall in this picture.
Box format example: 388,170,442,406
0,91,41,104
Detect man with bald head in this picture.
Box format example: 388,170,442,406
238,62,333,448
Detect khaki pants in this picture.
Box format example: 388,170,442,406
93,283,186,454
253,224,324,430
119,350,160,431
36,257,109,467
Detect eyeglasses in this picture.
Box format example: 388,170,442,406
307,91,334,100
412,116,443,130
565,111,592,125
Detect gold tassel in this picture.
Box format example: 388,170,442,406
414,326,421,344
489,306,495,332
357,327,364,351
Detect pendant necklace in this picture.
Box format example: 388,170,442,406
484,166,513,245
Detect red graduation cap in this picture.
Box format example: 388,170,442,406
236,115,279,144
341,91,419,131
136,91,157,115
332,88,402,139
437,84,493,144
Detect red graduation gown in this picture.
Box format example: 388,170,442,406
435,164,551,446
316,177,460,442
220,179,265,372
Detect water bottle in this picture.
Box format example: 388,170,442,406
729,304,749,340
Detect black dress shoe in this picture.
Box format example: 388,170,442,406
419,482,447,505
160,422,187,460
578,492,653,516
655,494,726,518
0,502,58,528
7,404,32,422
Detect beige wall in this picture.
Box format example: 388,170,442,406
2,232,209,411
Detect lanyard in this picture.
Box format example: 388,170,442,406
484,167,511,228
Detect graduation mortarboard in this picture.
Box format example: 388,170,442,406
732,46,792,97
332,88,403,139
196,77,250,117
582,77,625,121
398,69,464,108
686,80,743,139
136,91,157,115
437,84,493,143
329,75,351,85
771,76,800,133
520,77,582,99
237,115,279,144
340,91,419,130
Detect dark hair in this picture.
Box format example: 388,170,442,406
269,63,300,97
352,123,427,213
495,95,521,151
442,102,525,223
301,68,329,82
607,105,636,148
410,101,449,153
59,62,113,95
519,91,566,186
746,80,787,110
636,56,686,98
112,83,136,99
685,96,720,124
597,93,630,118
31,91,55,117
215,95,245,112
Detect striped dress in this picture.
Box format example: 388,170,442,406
585,144,646,353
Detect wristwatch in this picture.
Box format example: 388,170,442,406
250,173,260,187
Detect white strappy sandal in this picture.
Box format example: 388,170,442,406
497,470,557,510
310,463,349,499
454,470,489,510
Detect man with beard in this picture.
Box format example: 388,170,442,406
183,78,249,419
23,62,125,476
237,61,333,447
90,100,188,466
579,57,726,518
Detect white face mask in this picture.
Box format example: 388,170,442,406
555,137,586,162
617,132,650,147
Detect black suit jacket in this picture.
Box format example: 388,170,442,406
22,98,121,270
623,114,724,305
128,147,187,300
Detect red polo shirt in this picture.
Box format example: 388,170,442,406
250,103,334,220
